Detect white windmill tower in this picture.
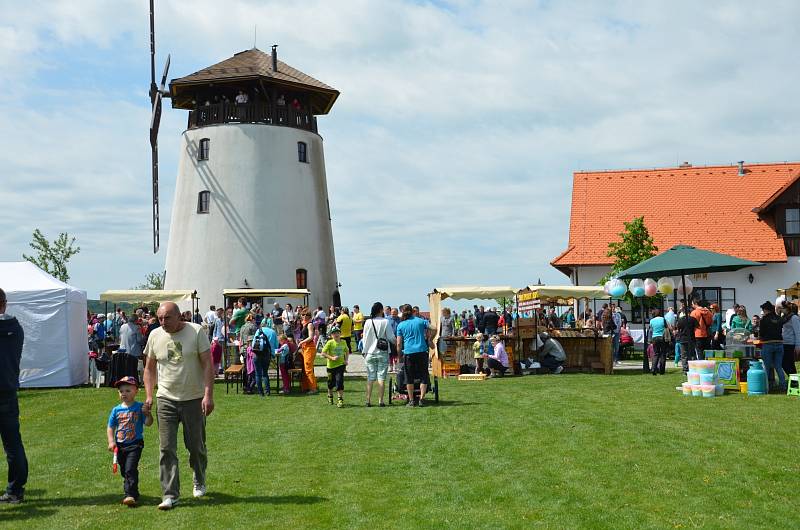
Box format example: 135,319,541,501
147,19,342,309
161,45,342,309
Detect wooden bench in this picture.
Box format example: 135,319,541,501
288,368,303,392
224,364,244,394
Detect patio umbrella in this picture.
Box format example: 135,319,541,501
617,245,763,374
618,245,764,306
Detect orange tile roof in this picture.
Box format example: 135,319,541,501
551,162,800,271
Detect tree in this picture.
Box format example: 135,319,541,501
602,216,658,307
22,229,80,283
133,271,166,290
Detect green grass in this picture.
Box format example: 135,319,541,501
3,370,799,529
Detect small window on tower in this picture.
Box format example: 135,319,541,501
197,190,210,214
295,268,307,290
297,141,308,163
198,138,210,161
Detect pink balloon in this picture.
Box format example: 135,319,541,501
644,278,657,297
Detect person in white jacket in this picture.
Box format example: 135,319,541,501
361,302,396,407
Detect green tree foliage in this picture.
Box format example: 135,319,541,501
602,216,659,307
133,271,166,290
23,229,80,283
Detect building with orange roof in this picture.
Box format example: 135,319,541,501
552,161,800,320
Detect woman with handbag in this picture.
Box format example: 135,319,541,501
361,302,395,407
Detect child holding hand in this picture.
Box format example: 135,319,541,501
320,326,348,408
107,376,153,506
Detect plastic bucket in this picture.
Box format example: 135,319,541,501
691,384,702,397
682,382,692,396
701,384,715,398
700,373,715,384
687,372,701,385
739,382,748,393
715,383,725,396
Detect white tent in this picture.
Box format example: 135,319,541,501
1,262,88,387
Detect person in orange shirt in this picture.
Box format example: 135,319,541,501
690,299,713,360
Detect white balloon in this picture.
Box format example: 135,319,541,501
676,277,694,296
776,295,786,307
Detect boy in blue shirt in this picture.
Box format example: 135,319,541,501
107,376,152,506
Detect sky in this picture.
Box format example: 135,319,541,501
1,1,799,309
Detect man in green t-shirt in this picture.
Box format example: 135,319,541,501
321,327,348,408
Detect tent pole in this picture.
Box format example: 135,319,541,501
681,274,688,310
641,297,650,374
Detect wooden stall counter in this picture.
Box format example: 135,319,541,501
434,335,516,377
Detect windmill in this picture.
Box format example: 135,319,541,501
148,0,170,253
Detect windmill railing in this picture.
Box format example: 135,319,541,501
187,102,318,133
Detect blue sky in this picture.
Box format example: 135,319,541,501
1,1,799,310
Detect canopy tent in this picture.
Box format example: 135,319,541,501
777,282,800,299
519,285,610,304
430,286,518,301
99,290,196,303
1,262,88,388
429,286,518,353
222,288,310,300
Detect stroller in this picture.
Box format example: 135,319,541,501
387,358,439,405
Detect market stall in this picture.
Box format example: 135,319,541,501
516,285,614,374
429,286,519,376
97,289,199,386
221,288,311,391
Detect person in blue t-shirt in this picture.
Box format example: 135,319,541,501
395,304,432,407
649,309,668,376
107,376,153,506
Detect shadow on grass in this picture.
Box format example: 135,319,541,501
0,490,326,521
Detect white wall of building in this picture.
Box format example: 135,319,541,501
164,123,338,310
572,259,800,317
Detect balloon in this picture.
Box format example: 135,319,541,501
657,277,675,295
676,277,693,297
603,280,612,295
629,279,645,298
644,278,658,297
609,279,627,298
776,295,786,307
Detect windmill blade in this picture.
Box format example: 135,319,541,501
159,54,171,93
151,140,160,254
149,0,157,103
149,89,162,254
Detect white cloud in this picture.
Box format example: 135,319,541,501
1,0,799,306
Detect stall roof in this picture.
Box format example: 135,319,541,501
222,288,311,299
431,286,518,300
777,282,800,298
99,290,197,303
520,285,610,302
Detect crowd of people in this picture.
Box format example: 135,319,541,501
649,298,798,392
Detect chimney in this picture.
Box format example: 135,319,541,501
271,44,278,72
679,161,691,168
738,160,745,176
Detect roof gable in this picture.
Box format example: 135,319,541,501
552,162,800,270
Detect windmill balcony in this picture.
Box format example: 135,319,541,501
187,101,318,133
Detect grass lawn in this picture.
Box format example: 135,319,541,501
2,369,798,529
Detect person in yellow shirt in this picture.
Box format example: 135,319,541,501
352,305,365,352
320,327,348,408
335,307,354,353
